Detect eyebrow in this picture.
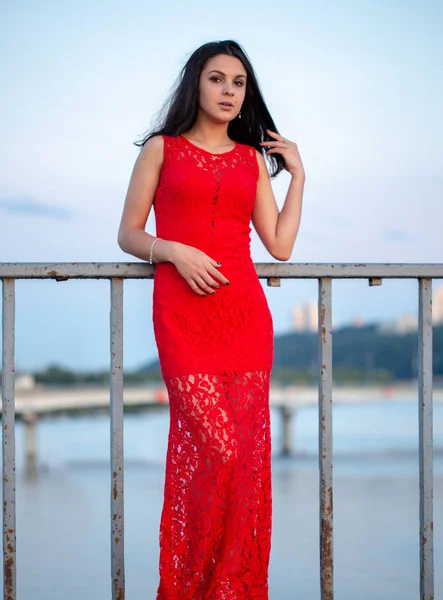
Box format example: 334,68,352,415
207,69,246,79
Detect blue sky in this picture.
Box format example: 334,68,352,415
1,0,442,372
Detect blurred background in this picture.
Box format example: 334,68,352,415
1,0,442,598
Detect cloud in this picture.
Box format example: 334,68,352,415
382,229,414,243
0,197,73,219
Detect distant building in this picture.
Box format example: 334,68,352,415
16,373,36,391
393,314,418,333
352,316,365,327
378,283,443,333
434,284,443,324
292,301,318,332
294,284,443,335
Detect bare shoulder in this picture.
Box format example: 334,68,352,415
137,134,164,166
254,148,268,177
254,148,266,164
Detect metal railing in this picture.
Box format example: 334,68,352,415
1,261,442,600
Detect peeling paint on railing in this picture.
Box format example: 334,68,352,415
2,262,442,600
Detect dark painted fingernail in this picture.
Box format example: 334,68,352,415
225,281,230,286
217,262,222,266
202,294,206,297
211,291,215,295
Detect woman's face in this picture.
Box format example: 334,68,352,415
198,54,247,123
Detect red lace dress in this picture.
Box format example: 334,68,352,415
152,134,274,599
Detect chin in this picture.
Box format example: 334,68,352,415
201,107,233,125
210,114,235,125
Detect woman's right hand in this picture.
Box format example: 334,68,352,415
167,241,230,296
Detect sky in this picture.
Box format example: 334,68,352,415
1,0,442,372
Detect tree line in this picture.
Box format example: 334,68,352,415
2,323,442,386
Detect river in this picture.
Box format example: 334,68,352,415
2,397,443,599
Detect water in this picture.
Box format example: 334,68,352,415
3,398,443,599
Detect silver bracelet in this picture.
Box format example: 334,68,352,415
149,237,161,264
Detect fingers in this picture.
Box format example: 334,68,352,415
260,140,286,147
207,264,230,286
187,273,215,296
186,259,230,296
261,129,292,154
193,275,218,295
209,257,223,268
207,257,230,285
188,279,207,296
265,147,285,154
260,143,286,154
190,270,229,295
260,142,287,156
265,128,286,142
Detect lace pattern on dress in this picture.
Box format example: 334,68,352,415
165,136,258,239
162,135,258,177
156,369,272,600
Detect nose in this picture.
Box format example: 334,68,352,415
222,83,235,96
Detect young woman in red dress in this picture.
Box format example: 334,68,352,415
118,39,305,599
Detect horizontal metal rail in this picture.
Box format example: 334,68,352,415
0,261,443,279
1,262,441,600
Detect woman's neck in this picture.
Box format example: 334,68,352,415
185,117,231,147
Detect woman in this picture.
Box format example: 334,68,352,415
118,39,305,599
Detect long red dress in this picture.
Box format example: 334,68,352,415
152,134,274,599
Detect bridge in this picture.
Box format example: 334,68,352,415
5,381,443,479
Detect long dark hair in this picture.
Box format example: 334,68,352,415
134,40,285,178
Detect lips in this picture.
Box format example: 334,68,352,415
219,102,234,108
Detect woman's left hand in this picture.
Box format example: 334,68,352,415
260,129,305,179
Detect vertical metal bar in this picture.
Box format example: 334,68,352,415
418,278,434,600
2,279,16,600
318,277,333,600
110,278,125,600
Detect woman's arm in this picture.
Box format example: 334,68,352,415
117,135,229,295
117,135,176,263
251,130,305,261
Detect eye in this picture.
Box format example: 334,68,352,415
235,80,244,86
209,76,222,83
